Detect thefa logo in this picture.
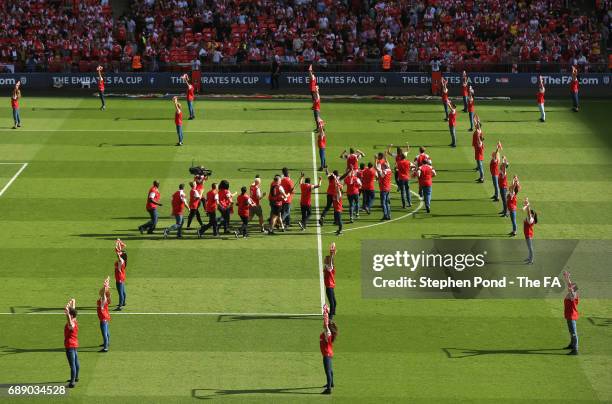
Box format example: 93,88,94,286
604,76,610,85
530,76,538,84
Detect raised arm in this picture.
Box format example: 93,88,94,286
314,176,322,189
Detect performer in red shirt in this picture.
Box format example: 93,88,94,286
198,183,220,237
489,141,502,200
562,270,580,355
447,100,457,147
186,181,204,229
173,96,184,146
113,246,128,310
467,86,476,131
461,70,469,112
236,186,256,238
217,180,236,235
385,145,412,209
317,124,327,170
97,277,111,352
498,157,510,217
248,176,266,233
96,66,106,110
319,169,348,226
139,180,162,234
361,162,377,214
324,243,337,318
417,160,436,213
340,148,365,171
507,176,520,236
441,77,449,120
182,73,196,119
570,66,580,112
537,75,546,122
312,86,322,131
320,308,338,395
280,168,295,227
474,130,485,183
308,64,318,101
11,80,21,129
297,173,321,230
267,175,288,234
332,173,344,235
344,169,362,222
163,183,188,238
522,197,537,265
375,162,393,220
64,298,79,388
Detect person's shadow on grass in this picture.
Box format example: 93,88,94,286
191,386,321,399
0,345,100,356
443,347,568,358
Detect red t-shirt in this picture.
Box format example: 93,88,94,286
195,177,205,195
237,194,251,217
537,90,545,104
175,110,183,126
186,84,195,101
11,96,18,109
564,297,579,320
362,167,376,191
269,183,284,207
172,190,186,215
114,260,126,282
498,171,508,189
472,131,480,147
345,175,361,195
146,186,160,211
346,154,359,170
318,132,326,148
333,196,343,212
378,169,392,192
523,218,534,239
249,184,261,205
416,153,429,166
281,177,294,203
441,90,448,102
397,159,411,181
300,183,314,206
326,177,337,196
462,82,468,96
467,98,475,112
570,79,579,93
320,332,334,357
324,266,336,288
64,320,79,349
489,159,499,176
475,143,484,161
205,190,218,213
218,189,233,209
448,110,456,127
97,298,110,322
98,77,105,92
418,165,433,187
507,193,517,211
313,98,321,111
189,189,200,209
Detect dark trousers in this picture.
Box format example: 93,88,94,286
571,92,579,109
363,189,375,211
200,211,218,235
320,195,333,219
99,91,105,107
270,74,279,89
397,179,411,208
187,208,203,227
281,203,291,226
116,281,126,306
334,211,343,232
500,187,508,215
141,209,158,233
348,194,359,218
100,321,110,350
301,205,312,226
326,287,336,318
323,356,334,389
218,207,230,232
239,215,249,236
66,348,80,383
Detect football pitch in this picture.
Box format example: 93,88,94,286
0,97,610,403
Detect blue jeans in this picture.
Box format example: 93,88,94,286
168,214,184,237
348,194,359,218
469,111,475,130
500,187,508,214
99,91,105,107
538,103,545,120
116,281,126,306
323,356,334,389
443,101,449,119
325,287,336,318
187,100,194,117
566,319,578,350
491,175,499,198
65,348,80,383
281,203,291,226
176,125,183,143
364,190,375,211
12,108,20,125
463,95,468,110
449,126,456,146
510,210,517,233
319,148,326,168
141,208,158,233
100,321,110,349
397,179,411,207
380,191,390,218
571,92,579,109
333,211,343,232
525,238,534,263
422,185,432,211
476,160,484,179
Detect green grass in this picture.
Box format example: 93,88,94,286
0,97,610,403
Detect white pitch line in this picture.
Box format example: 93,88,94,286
0,129,311,134
310,131,326,311
0,312,320,316
323,189,424,234
0,163,28,198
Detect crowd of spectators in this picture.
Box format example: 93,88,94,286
0,0,610,73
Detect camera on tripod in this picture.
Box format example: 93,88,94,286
189,165,213,177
